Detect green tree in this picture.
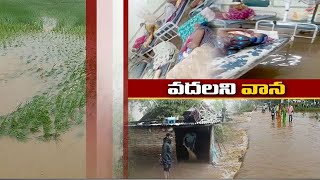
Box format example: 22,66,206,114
209,100,226,112
132,100,202,120
232,100,257,113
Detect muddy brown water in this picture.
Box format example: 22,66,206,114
0,57,43,116
130,111,320,179
236,112,320,179
241,37,320,79
129,159,224,179
0,125,86,178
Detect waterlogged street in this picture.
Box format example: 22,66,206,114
129,110,320,179
236,111,320,179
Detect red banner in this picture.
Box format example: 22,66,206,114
128,80,320,98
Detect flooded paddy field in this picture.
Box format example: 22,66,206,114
0,0,85,178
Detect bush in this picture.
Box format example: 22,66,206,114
294,107,320,113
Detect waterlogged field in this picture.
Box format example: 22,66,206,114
0,0,85,141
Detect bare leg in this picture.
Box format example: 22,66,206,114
216,28,253,37
191,0,202,8
164,171,170,179
187,28,205,49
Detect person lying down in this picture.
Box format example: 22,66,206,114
178,23,269,62
167,24,270,79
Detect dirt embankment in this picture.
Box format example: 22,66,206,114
215,112,251,179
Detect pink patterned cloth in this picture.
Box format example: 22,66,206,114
132,35,148,50
215,6,255,20
227,7,255,20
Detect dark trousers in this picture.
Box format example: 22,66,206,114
289,115,293,122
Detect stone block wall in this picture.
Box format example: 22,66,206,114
128,127,177,161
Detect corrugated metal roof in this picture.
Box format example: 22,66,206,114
128,118,221,127
130,101,222,127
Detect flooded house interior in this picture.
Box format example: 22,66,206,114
129,0,320,79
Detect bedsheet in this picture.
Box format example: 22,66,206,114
166,37,289,79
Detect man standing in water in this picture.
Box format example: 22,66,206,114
276,103,282,123
271,104,275,120
183,133,198,161
162,133,173,179
183,132,196,152
268,102,271,112
288,104,294,122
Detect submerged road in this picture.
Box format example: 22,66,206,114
236,111,320,179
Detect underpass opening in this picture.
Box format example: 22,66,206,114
174,126,212,163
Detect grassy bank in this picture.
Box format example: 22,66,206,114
234,103,255,113
214,115,249,178
0,0,85,141
294,107,320,113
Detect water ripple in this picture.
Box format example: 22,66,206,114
260,54,301,67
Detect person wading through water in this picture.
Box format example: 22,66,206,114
282,103,287,124
288,104,294,122
271,104,275,121
161,133,173,179
276,103,282,124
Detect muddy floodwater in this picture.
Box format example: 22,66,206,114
129,159,224,179
0,125,86,178
241,38,320,79
130,111,320,179
236,112,320,179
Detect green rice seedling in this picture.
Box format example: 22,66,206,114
0,0,86,141
0,0,85,41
